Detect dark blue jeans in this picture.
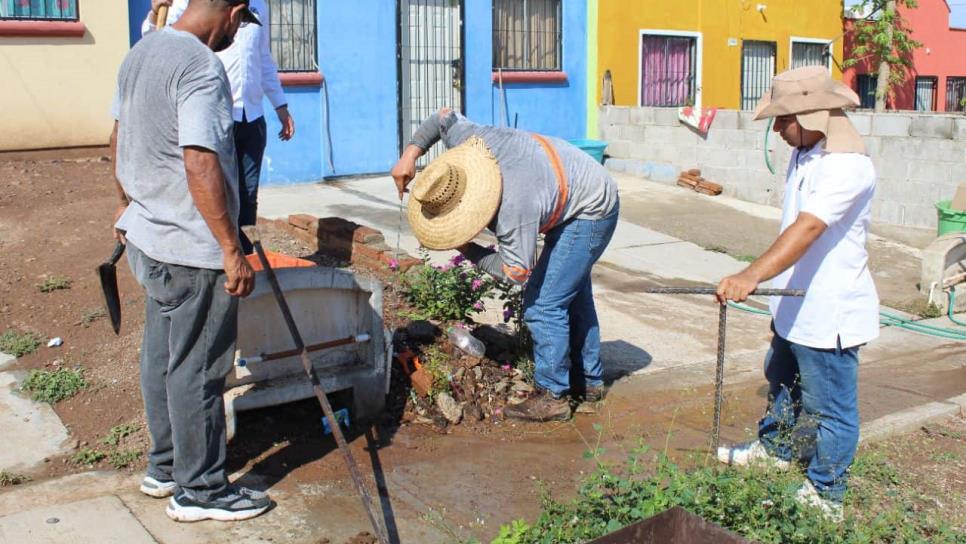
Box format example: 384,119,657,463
758,333,860,503
523,206,619,397
234,116,267,254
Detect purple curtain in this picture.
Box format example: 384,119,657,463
641,36,693,106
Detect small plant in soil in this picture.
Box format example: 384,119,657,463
917,301,943,319
108,448,141,469
421,345,453,401
71,448,106,466
101,423,139,447
21,367,87,403
0,470,30,487
38,276,72,293
402,252,495,322
0,329,41,357
79,307,107,327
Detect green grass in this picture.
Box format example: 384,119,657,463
736,255,758,263
486,448,961,544
70,448,105,466
79,308,107,327
101,423,139,447
421,345,453,400
37,276,71,293
107,449,141,469
0,330,41,357
0,470,30,487
20,368,87,403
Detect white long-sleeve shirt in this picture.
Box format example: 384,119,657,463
142,0,288,123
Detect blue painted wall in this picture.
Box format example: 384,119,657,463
125,0,587,186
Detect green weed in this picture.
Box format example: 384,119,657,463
21,368,87,403
38,276,71,293
0,330,41,357
736,255,758,263
0,470,30,487
108,449,141,469
79,308,107,327
71,448,105,466
421,345,453,400
101,423,139,447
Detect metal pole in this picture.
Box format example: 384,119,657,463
247,229,388,544
641,287,805,297
712,303,727,451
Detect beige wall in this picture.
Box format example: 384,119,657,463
0,3,130,150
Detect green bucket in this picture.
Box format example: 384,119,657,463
567,139,608,163
936,200,966,236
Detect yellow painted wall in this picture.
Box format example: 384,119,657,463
0,3,130,150
597,0,844,109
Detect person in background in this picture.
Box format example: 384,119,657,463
715,66,880,523
392,109,620,423
146,0,295,253
112,0,271,522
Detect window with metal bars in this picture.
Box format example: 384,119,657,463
266,0,317,72
791,41,830,69
946,77,966,113
914,76,937,111
640,34,697,107
492,0,562,71
0,0,77,20
856,74,876,109
741,41,776,111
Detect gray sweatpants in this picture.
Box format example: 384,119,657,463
127,243,237,500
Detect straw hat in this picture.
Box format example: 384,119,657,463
407,137,503,250
754,66,866,154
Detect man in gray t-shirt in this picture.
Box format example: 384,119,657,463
110,0,270,523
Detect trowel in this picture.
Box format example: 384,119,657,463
97,241,125,335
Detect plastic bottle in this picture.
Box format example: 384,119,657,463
447,326,486,358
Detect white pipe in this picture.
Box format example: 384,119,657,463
927,281,938,306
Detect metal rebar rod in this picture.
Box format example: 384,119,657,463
711,303,727,452
250,234,388,544
642,287,806,297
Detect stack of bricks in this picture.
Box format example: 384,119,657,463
270,214,422,272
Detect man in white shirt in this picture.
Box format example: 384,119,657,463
715,66,879,522
146,0,296,253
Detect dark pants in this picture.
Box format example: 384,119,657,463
127,243,238,501
234,116,267,254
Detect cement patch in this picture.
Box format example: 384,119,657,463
0,496,156,544
0,371,70,472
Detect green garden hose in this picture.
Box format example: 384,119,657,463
727,299,966,341
949,290,966,327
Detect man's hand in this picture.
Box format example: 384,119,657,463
149,0,171,24
716,269,761,304
392,144,424,200
223,246,255,297
113,203,128,244
276,106,295,141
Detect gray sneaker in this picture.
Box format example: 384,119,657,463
795,480,844,523
166,485,272,522
140,476,177,498
716,440,791,470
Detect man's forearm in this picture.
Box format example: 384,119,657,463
110,122,127,204
745,213,826,282
184,147,240,252
408,112,444,150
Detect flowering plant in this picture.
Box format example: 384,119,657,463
401,251,496,322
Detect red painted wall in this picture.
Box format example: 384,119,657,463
843,0,966,111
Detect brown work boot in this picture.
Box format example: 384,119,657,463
572,385,608,414
503,388,571,422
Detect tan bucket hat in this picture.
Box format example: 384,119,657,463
407,136,503,250
754,66,866,154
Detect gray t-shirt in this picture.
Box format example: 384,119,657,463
410,112,619,283
112,27,239,270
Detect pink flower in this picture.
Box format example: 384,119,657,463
388,259,399,271
471,279,484,291
450,254,466,266
501,364,512,371
502,307,514,322
473,301,484,311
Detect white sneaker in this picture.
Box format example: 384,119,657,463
716,440,791,470
795,480,844,523
140,476,178,498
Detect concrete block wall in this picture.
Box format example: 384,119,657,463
600,106,966,229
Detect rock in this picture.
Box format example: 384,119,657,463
453,367,465,383
463,402,484,422
462,356,483,368
406,320,439,342
435,392,462,425
494,379,510,395
472,367,483,381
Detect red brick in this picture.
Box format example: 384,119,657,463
352,226,385,245
395,257,422,272
351,241,390,261
288,214,319,232
318,217,358,236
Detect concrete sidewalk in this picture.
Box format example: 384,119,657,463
1,174,963,543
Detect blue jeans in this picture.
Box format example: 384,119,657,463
523,207,619,397
234,116,267,254
758,333,860,503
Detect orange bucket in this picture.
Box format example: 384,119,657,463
246,250,315,272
